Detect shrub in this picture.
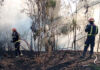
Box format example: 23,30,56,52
46,0,56,8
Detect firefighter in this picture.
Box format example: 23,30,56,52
11,28,21,57
80,18,98,58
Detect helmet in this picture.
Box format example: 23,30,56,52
12,28,16,32
88,18,94,22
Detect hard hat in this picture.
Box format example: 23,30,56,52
12,28,16,31
88,18,94,22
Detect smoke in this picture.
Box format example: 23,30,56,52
0,0,32,47
0,0,32,35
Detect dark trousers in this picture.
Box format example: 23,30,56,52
83,36,95,57
15,42,21,56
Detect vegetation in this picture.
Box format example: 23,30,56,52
46,0,56,8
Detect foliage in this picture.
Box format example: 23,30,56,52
46,0,56,8
61,25,68,34
72,18,76,27
61,24,73,34
71,18,81,30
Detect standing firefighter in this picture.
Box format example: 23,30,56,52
81,18,98,58
11,28,21,57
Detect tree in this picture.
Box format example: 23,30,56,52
25,0,57,54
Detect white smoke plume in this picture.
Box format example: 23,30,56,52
0,0,32,38
0,0,32,48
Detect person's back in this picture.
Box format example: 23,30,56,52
85,24,98,36
80,18,98,59
12,31,19,43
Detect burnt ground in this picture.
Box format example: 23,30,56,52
0,50,100,70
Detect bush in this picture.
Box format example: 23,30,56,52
61,24,73,34
46,0,56,8
61,25,68,34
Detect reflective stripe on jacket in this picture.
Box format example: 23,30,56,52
85,24,98,36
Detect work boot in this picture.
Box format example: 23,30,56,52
87,55,93,59
80,56,85,59
20,53,23,56
16,56,19,58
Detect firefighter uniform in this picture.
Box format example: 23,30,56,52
82,24,98,58
12,29,21,57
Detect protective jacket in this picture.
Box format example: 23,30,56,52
12,31,20,43
12,31,21,56
85,24,98,36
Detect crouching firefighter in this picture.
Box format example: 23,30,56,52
80,18,98,59
11,28,22,57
